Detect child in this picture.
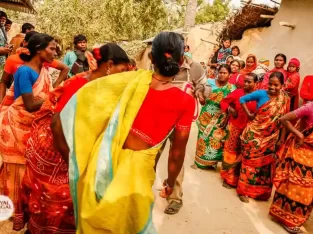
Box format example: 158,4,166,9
207,66,217,79
217,37,232,64
207,44,220,68
239,60,245,70
285,58,300,110
231,46,241,60
184,45,192,59
226,55,234,65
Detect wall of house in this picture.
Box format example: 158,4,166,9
235,0,313,80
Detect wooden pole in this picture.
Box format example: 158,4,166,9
260,14,275,19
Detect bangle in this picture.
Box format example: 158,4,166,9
166,179,174,189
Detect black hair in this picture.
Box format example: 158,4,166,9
24,31,39,43
246,73,258,83
5,19,12,25
151,32,184,77
230,59,240,67
269,71,284,85
129,59,136,66
232,46,240,55
22,23,35,33
275,53,287,63
95,43,129,66
222,36,231,42
0,11,7,19
218,64,231,74
74,34,87,45
20,33,54,62
239,60,246,69
184,45,190,50
210,66,217,70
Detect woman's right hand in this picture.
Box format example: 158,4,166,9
228,107,238,118
0,47,11,55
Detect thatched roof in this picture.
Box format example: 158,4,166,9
0,0,35,14
217,1,279,42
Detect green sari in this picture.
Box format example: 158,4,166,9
195,79,236,168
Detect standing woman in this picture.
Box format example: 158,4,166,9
195,64,236,169
237,72,290,202
269,103,313,233
16,44,130,233
260,53,288,89
51,32,195,233
0,33,56,211
228,60,244,88
285,58,300,111
239,54,257,75
220,73,257,188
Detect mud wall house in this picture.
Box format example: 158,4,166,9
220,0,313,82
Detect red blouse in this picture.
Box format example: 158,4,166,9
220,89,257,129
131,87,195,146
229,73,244,89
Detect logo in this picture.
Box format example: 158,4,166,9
0,195,14,221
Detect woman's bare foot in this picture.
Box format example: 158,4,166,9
222,180,232,189
239,195,249,203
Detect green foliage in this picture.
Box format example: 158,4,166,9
195,0,230,24
36,0,171,49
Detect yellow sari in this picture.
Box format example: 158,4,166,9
60,70,162,234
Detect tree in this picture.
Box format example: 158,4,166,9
35,0,172,49
183,0,198,33
195,0,230,24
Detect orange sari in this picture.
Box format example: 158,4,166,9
269,125,313,228
236,92,290,200
0,66,51,222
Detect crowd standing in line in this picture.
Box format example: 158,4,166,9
0,8,311,234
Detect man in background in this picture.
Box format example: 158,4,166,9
63,34,89,77
0,11,11,76
9,22,35,55
5,19,12,42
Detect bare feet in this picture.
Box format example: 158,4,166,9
239,195,249,203
222,180,232,189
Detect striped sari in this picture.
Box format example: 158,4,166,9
61,70,166,234
0,66,51,228
237,92,290,200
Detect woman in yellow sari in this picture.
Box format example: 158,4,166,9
51,32,195,233
0,33,56,224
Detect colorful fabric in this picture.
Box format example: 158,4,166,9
220,89,256,129
131,87,195,146
240,90,270,109
240,54,257,75
195,80,236,168
236,92,290,200
16,74,89,232
220,122,243,187
285,72,300,111
294,102,313,130
269,125,313,228
0,27,7,67
61,70,168,233
300,75,313,104
217,47,232,64
259,68,287,90
229,73,244,89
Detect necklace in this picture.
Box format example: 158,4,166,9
152,75,173,84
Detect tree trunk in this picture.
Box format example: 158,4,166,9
183,0,197,33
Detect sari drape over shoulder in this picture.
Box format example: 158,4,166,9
269,125,313,228
61,70,162,234
237,92,290,200
0,66,51,229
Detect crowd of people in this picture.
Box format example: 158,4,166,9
0,9,311,234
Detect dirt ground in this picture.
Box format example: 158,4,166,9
0,124,312,234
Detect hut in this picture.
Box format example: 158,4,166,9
0,0,35,14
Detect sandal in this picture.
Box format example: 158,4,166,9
222,181,232,189
239,195,249,203
282,225,302,234
164,201,183,215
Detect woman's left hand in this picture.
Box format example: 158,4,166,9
159,180,174,198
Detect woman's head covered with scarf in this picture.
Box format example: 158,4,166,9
287,58,300,73
240,54,257,75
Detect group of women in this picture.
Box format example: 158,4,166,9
195,51,312,233
0,31,195,234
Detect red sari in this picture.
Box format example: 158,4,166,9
285,71,300,111
16,73,89,233
270,123,313,228
237,92,290,200
220,89,256,186
229,73,244,89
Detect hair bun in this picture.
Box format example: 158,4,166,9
158,56,180,77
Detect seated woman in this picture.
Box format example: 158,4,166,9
239,54,257,75
16,43,130,233
0,33,56,226
269,102,313,234
51,32,195,233
237,72,290,203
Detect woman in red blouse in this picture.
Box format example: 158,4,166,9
300,75,313,105
228,59,244,88
220,73,257,192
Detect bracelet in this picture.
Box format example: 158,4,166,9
165,179,174,189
